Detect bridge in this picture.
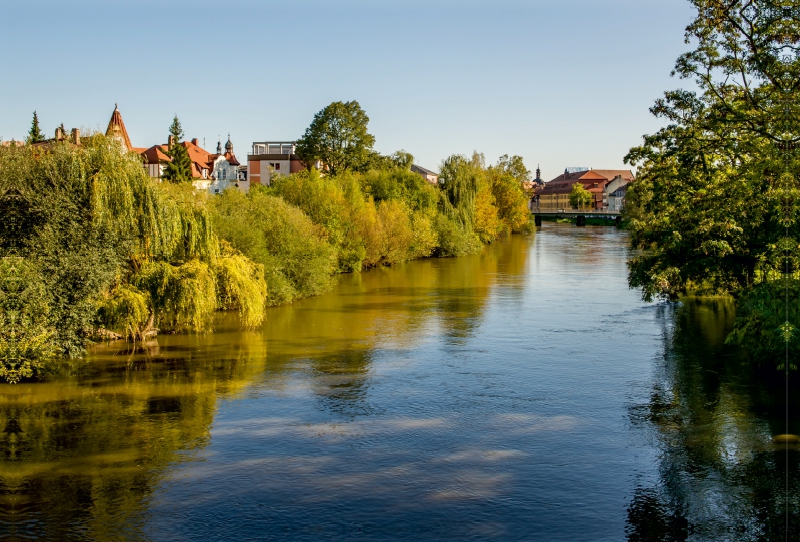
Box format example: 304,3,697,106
530,209,622,227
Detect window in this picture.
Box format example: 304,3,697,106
275,163,280,170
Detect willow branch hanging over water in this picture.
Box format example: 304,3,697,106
0,135,268,382
0,123,534,383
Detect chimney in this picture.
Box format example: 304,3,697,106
55,127,63,140
191,138,198,146
168,135,175,147
71,128,80,146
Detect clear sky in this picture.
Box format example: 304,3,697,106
1,0,694,181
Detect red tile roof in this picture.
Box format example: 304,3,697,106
140,140,240,178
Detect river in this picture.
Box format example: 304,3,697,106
0,224,796,541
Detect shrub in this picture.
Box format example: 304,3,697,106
211,187,337,305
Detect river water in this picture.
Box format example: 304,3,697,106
0,224,796,541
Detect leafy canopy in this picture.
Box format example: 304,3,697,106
569,183,592,210
624,0,800,365
295,101,376,175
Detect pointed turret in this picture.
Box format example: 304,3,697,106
105,104,133,150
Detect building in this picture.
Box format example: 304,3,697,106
247,141,307,185
608,184,628,212
106,104,133,151
526,165,546,209
411,164,439,185
140,135,247,194
536,168,634,211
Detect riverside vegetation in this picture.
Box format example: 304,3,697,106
0,107,532,383
624,0,800,369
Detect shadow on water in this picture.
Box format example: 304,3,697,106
626,298,800,541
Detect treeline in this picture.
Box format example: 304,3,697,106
0,135,532,382
624,0,799,369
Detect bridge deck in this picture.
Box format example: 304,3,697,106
531,210,622,218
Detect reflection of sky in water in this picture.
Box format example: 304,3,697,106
2,225,796,540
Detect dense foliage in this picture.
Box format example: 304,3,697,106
569,183,592,210
295,101,376,175
624,0,799,366
0,136,267,382
0,100,535,382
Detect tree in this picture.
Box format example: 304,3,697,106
390,150,414,169
624,0,799,365
496,154,531,185
27,111,44,144
295,101,376,175
0,134,268,381
569,183,592,210
162,116,193,183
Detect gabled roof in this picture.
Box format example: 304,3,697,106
592,169,635,182
105,105,133,150
411,164,438,177
140,145,171,164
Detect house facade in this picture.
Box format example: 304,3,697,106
608,185,628,212
140,135,248,194
536,168,634,211
247,141,307,185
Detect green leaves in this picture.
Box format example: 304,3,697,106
295,101,376,175
569,183,592,210
626,0,800,366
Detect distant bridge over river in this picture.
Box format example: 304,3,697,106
530,209,622,227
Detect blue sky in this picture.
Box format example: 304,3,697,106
1,0,694,180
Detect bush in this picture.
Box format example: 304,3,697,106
433,214,481,257
211,186,337,305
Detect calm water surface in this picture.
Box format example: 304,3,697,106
0,224,797,541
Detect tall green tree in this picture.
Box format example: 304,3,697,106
624,0,799,365
162,115,193,183
295,101,376,175
27,112,44,144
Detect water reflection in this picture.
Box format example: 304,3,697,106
0,330,268,541
6,226,795,540
0,235,531,540
627,299,799,540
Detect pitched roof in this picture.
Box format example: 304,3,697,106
411,164,438,176
592,169,635,182
140,139,240,178
140,145,171,164
105,105,133,150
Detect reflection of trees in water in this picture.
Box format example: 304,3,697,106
0,330,267,540
627,300,799,540
311,349,377,418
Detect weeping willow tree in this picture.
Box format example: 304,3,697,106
0,134,267,382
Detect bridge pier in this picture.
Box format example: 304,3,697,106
534,215,542,227
576,215,586,227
